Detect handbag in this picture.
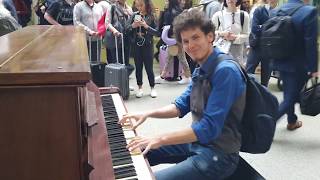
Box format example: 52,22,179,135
97,12,106,36
168,45,179,56
300,78,320,116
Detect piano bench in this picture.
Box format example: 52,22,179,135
225,156,265,180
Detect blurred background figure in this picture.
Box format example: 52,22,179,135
3,0,18,20
12,0,31,27
245,0,278,87
0,0,21,36
240,0,251,13
212,0,250,65
126,0,159,98
73,0,104,62
199,0,222,19
33,0,55,25
105,0,134,75
44,0,75,25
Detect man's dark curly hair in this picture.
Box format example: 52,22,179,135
172,8,215,44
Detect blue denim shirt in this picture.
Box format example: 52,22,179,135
174,48,246,144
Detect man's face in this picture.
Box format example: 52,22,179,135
180,27,214,64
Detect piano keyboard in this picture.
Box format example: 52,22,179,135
101,94,154,180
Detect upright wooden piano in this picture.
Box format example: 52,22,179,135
0,25,154,180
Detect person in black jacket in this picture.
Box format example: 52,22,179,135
126,0,160,98
245,0,277,87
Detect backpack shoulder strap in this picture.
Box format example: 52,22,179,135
240,10,244,30
206,54,234,79
225,60,248,83
217,10,223,30
110,4,115,24
288,4,304,16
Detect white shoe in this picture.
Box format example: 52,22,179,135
136,89,143,98
155,76,165,84
150,88,157,98
178,78,191,85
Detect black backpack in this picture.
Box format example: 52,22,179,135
238,66,278,153
212,55,279,154
260,5,304,60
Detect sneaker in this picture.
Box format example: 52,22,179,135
136,89,143,98
155,76,165,84
178,78,191,85
150,88,157,98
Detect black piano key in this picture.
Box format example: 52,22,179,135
115,170,137,179
110,144,127,150
109,144,128,152
109,140,127,146
112,158,133,166
111,152,131,159
114,165,137,179
108,136,127,143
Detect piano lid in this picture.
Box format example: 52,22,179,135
0,25,91,86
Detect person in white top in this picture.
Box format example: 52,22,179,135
211,0,250,65
73,0,104,62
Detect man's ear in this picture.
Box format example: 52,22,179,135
207,32,215,43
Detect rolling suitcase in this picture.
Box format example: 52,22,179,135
89,36,106,87
159,45,184,81
105,34,130,100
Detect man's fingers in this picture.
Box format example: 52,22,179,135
142,144,151,155
132,119,144,130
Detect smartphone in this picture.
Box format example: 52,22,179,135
134,14,142,21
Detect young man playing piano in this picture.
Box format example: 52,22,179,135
120,8,246,180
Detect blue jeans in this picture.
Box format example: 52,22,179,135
276,71,308,124
146,143,239,180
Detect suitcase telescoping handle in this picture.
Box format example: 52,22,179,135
115,33,125,65
88,36,102,63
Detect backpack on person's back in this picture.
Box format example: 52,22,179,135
211,55,279,154
260,5,304,60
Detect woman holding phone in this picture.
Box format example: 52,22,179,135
126,0,159,98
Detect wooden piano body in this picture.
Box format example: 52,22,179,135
0,25,115,180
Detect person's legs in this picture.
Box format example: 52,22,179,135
133,45,144,87
277,71,308,125
124,40,134,76
107,48,116,64
142,44,155,88
245,49,260,74
146,144,194,166
177,50,191,78
260,57,271,87
161,54,174,78
151,144,239,180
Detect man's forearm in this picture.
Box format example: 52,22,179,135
159,128,198,146
146,104,180,119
